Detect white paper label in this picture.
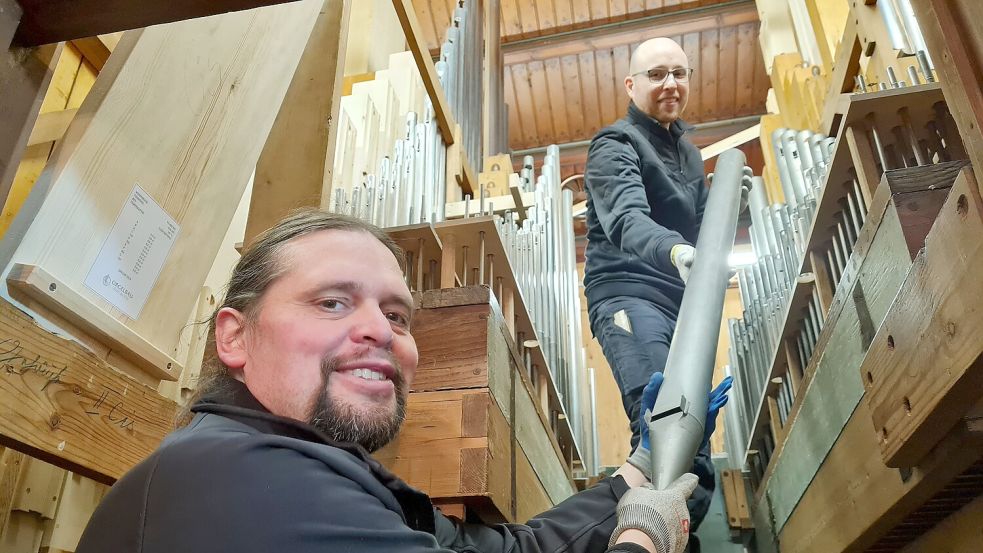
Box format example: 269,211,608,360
84,185,180,319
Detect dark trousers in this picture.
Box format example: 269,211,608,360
588,296,715,530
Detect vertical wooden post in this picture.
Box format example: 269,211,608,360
808,250,835,315
844,125,879,204
244,0,352,244
440,233,457,288
481,0,501,159
909,0,983,187
0,0,60,213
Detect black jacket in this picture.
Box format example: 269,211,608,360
76,380,645,553
584,103,708,316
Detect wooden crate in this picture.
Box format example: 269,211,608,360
375,390,512,522
381,286,574,522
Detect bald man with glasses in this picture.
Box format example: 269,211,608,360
582,37,743,550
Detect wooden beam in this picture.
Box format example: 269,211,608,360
7,264,182,381
12,0,309,46
244,0,351,245
69,34,119,71
502,0,759,65
862,167,983,467
701,122,761,161
25,108,76,147
0,0,61,216
0,297,176,485
909,0,983,193
390,0,454,144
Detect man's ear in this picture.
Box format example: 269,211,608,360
624,75,635,98
214,307,248,371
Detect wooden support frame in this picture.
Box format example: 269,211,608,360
11,0,312,46
244,0,351,245
0,0,61,215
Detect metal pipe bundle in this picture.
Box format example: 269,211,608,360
436,0,483,173
491,146,594,469
647,149,746,489
331,97,448,228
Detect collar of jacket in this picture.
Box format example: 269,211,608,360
626,101,693,142
190,377,437,534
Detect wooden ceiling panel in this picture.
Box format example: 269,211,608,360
411,0,768,152
504,17,769,150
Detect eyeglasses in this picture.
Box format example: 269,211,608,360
631,67,694,85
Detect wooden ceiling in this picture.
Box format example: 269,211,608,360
413,0,769,156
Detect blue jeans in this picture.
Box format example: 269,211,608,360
588,296,715,530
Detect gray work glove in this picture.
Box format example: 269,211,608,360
609,474,699,553
670,244,695,284
707,169,753,213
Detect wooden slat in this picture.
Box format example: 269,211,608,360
577,51,602,136
25,108,77,147
734,22,756,116
391,0,455,144
3,2,323,383
544,58,568,142
69,34,120,71
244,0,351,245
0,297,175,485
699,28,719,121
898,491,983,552
717,25,737,117
863,168,983,467
560,54,586,141
528,61,554,141
594,47,619,126
13,0,310,46
7,264,181,381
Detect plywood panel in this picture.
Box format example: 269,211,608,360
4,2,322,382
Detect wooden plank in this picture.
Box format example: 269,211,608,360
69,35,118,71
13,0,311,46
699,28,719,121
3,2,322,383
820,17,860,135
717,25,738,118
0,297,175,485
808,250,834,315
909,0,983,183
25,108,77,147
514,361,575,505
0,447,27,535
391,0,455,144
863,168,983,467
7,264,182,381
777,400,983,552
560,54,585,141
243,0,351,245
700,123,761,161
514,439,553,522
898,491,983,553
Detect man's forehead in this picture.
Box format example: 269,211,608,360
631,38,688,71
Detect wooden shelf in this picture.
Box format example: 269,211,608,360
434,216,583,469
743,273,816,462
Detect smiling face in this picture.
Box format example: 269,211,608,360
625,37,690,128
214,229,417,451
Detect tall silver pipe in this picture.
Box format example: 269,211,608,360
649,149,745,489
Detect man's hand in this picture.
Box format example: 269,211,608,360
739,174,753,213
610,474,699,553
626,372,663,478
670,245,695,284
701,376,733,449
627,373,734,480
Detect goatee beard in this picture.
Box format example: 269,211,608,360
307,354,407,452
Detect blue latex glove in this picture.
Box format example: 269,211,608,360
638,371,665,452
702,376,733,448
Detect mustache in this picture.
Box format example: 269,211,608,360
320,350,405,387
